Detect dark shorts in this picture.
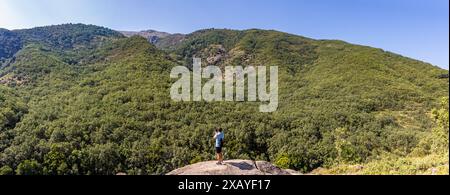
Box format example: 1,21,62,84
216,147,222,153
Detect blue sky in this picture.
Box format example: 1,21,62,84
0,0,448,69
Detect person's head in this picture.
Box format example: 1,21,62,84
218,128,223,132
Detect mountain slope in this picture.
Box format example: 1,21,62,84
1,24,125,86
0,24,448,175
14,24,123,50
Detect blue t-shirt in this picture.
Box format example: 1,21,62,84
215,132,224,148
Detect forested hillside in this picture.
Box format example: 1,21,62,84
0,24,448,175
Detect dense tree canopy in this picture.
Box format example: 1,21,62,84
0,24,448,175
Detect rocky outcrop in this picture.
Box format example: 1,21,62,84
119,30,186,49
167,160,300,175
120,30,171,44
0,73,28,86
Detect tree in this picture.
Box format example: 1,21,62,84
16,160,42,175
0,165,14,175
430,97,449,154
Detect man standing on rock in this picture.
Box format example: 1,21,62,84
214,128,225,165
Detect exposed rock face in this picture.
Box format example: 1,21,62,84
119,30,186,49
0,73,28,86
167,160,300,175
438,74,449,79
154,34,186,50
204,44,227,65
120,30,171,44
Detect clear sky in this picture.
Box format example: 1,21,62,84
0,0,448,69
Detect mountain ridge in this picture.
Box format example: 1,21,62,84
2,24,448,69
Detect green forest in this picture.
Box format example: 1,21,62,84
0,24,448,175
